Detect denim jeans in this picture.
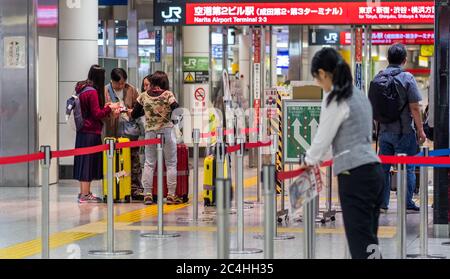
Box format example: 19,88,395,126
378,132,418,208
142,127,177,196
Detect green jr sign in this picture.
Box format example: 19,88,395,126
182,56,209,72
283,100,321,163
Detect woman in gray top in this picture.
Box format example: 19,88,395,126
300,47,383,259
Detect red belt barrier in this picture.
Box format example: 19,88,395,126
379,155,450,165
245,141,272,149
200,131,215,138
226,144,241,154
224,129,234,136
0,152,44,165
276,160,333,181
52,144,108,159
200,128,259,138
240,127,258,134
116,138,161,149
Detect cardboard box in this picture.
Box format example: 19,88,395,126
292,85,322,100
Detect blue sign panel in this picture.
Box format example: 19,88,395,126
99,0,128,6
155,30,162,63
355,63,362,90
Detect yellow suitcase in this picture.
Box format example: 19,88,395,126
103,137,132,203
203,155,230,207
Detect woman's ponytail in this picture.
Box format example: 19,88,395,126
327,59,353,106
311,48,353,107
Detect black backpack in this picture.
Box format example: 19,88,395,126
368,69,408,124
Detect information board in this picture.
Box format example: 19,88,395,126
283,100,321,163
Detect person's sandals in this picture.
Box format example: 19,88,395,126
166,195,183,205
143,194,153,205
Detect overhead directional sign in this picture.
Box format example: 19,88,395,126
154,1,434,26
283,100,321,163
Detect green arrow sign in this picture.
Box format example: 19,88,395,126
283,100,321,163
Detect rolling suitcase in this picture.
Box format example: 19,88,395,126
202,154,232,207
152,144,189,203
103,137,132,203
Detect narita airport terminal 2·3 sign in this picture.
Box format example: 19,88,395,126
154,1,434,26
283,100,321,164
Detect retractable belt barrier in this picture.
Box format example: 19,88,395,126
0,138,162,165
0,138,162,259
3,146,450,167
2,137,450,260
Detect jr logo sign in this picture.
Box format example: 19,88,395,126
66,0,81,9
183,58,197,69
162,7,182,19
324,33,338,43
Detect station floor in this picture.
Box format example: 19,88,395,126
0,155,449,259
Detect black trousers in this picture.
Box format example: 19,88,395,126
338,163,384,259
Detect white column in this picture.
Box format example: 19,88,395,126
106,20,116,58
182,26,210,146
271,30,278,87
58,0,98,171
239,30,251,107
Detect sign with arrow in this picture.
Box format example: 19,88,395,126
283,100,321,163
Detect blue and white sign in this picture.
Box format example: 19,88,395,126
155,30,162,63
355,63,362,90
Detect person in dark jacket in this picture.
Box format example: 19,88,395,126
74,65,119,203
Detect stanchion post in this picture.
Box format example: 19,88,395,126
397,153,407,259
89,139,133,256
216,127,225,180
141,134,180,239
177,130,214,224
157,134,164,235
408,147,445,258
217,178,230,259
256,124,263,202
326,166,332,212
303,197,316,259
40,145,51,259
193,129,200,221
237,137,245,250
107,139,115,253
230,138,263,254
420,147,429,256
264,165,275,259
271,134,277,165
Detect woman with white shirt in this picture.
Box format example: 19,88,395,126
300,47,384,259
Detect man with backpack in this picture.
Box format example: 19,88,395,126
369,43,426,213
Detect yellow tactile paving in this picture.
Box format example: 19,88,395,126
0,232,96,259
0,176,258,259
0,175,401,259
119,225,396,238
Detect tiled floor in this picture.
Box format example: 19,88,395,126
0,156,449,259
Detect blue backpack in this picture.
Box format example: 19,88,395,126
65,87,94,131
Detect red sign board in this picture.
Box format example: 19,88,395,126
186,2,434,25
355,27,363,63
253,28,261,64
254,99,261,125
340,30,434,45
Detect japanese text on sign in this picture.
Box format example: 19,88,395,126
341,30,434,45
186,2,434,25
